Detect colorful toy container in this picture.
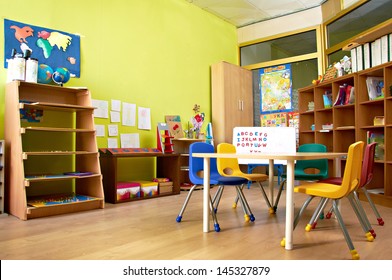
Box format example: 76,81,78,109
136,181,158,197
116,181,141,201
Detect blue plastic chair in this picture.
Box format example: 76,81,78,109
272,143,329,212
176,142,253,232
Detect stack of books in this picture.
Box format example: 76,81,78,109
366,76,384,100
333,84,355,106
367,131,384,160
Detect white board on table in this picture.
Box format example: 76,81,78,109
232,127,296,165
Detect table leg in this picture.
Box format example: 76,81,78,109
285,159,295,250
203,157,211,233
269,159,274,205
334,157,342,211
334,157,342,177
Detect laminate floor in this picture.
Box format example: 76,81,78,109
1,184,392,260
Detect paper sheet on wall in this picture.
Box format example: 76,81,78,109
108,124,118,136
92,99,109,119
122,102,136,126
138,107,151,130
111,99,121,111
110,111,120,123
108,138,118,148
95,124,105,137
120,133,140,148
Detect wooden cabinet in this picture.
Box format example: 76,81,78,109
172,138,204,187
298,61,392,207
4,81,104,220
0,140,4,215
99,149,180,203
211,61,253,145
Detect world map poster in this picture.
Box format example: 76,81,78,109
259,63,292,114
4,19,81,77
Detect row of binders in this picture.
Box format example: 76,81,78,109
351,34,392,72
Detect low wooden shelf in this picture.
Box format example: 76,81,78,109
99,148,181,204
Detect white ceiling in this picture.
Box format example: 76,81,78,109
187,0,327,27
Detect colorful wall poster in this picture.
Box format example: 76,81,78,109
287,112,299,148
165,115,184,138
4,19,81,77
260,112,288,127
259,64,292,114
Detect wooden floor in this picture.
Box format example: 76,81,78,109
1,184,391,260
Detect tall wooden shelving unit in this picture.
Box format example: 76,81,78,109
298,61,392,207
5,81,104,220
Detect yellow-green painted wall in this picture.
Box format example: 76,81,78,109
0,0,238,179
0,0,238,140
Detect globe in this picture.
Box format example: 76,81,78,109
52,67,71,86
37,64,53,84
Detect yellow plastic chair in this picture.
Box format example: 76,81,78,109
306,142,380,242
216,143,274,215
281,141,364,260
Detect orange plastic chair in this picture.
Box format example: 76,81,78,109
281,141,364,260
216,143,274,215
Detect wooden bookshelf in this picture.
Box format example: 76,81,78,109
298,61,392,208
4,81,104,220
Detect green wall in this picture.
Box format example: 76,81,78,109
0,0,238,180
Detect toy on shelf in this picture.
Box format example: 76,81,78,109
157,122,174,154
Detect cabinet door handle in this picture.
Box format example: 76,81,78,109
241,100,244,111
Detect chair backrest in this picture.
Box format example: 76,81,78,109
337,141,364,197
295,143,329,179
359,142,377,188
188,142,219,185
216,143,241,176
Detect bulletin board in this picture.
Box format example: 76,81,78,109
4,18,81,77
232,127,296,165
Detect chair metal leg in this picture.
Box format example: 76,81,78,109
273,179,286,213
331,200,360,260
232,185,243,209
256,181,273,213
306,197,329,231
362,187,385,225
349,192,375,240
212,185,224,213
176,184,199,222
209,195,220,232
176,184,221,232
235,185,255,222
294,196,314,230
